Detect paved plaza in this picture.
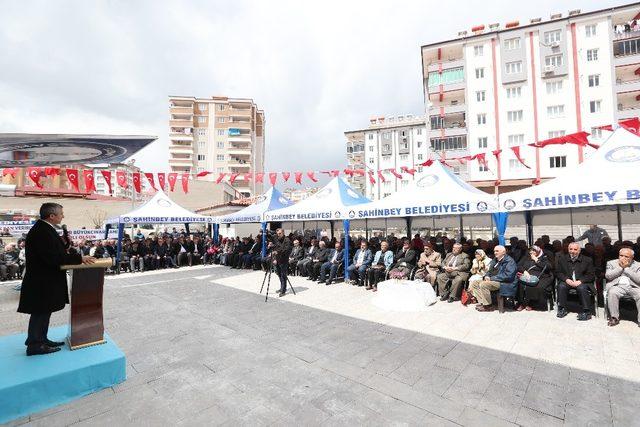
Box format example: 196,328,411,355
1,266,640,426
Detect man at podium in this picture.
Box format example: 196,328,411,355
17,203,95,356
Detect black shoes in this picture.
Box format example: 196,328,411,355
440,295,449,302
577,312,592,321
27,344,61,356
325,281,332,286
278,291,286,297
45,339,65,347
447,298,458,303
557,307,568,318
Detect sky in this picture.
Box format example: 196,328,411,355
0,0,623,173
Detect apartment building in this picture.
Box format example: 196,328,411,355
421,3,640,193
345,114,428,200
168,96,265,198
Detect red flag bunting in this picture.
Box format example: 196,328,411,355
343,168,354,177
510,146,530,169
420,159,434,167
215,173,226,184
330,170,340,177
294,172,303,184
66,168,79,192
101,170,112,194
306,171,318,183
255,173,264,183
157,173,166,190
229,173,239,184
116,170,128,189
282,172,290,182
2,168,17,178
181,173,189,193
196,171,211,177
132,172,142,193
144,173,157,190
83,169,96,192
167,173,178,191
243,173,253,182
476,153,489,171
619,118,640,135
44,167,60,177
268,172,277,185
377,170,387,183
388,169,402,179
354,169,365,176
367,171,376,184
400,166,415,176
27,167,43,188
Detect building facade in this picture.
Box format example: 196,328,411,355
420,4,640,193
169,96,265,198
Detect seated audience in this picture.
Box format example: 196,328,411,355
366,240,393,292
348,241,372,286
436,243,471,303
388,239,417,279
470,245,517,312
605,247,640,327
308,241,329,281
555,242,595,321
318,242,344,285
298,238,318,277
288,239,305,273
516,245,554,311
414,243,441,285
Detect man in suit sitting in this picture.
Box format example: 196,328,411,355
436,243,471,303
348,241,372,286
17,203,95,356
297,238,318,277
556,242,595,321
319,241,344,285
605,247,640,327
288,239,305,274
308,240,329,281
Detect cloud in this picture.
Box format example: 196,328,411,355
0,0,619,173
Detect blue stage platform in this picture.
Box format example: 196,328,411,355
0,325,126,424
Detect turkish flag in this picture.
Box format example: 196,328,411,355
367,171,376,184
132,172,142,193
510,146,530,169
167,173,178,191
66,168,80,192
400,166,416,176
282,172,290,182
101,170,112,194
306,171,318,182
420,159,434,167
44,167,60,177
144,173,157,190
181,173,189,193
343,169,354,177
377,170,387,183
476,153,489,171
330,170,340,177
243,172,253,182
268,172,277,186
229,173,239,184
83,169,96,192
116,170,128,189
215,173,226,184
389,169,402,179
27,167,43,188
354,169,365,176
196,171,211,177
294,172,303,184
255,173,264,183
157,173,166,190
2,168,17,178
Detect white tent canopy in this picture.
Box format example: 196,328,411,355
216,187,293,224
264,177,370,222
105,190,212,224
352,160,499,219
498,128,640,213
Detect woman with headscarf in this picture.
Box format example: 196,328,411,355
516,245,554,311
466,249,490,304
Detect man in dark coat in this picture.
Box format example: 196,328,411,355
271,228,292,297
18,203,95,356
556,242,596,320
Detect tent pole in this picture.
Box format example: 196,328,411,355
315,221,319,239
116,223,124,274
525,211,534,247
330,220,335,240
569,208,574,237
343,219,350,280
617,205,623,242
260,222,267,257
459,215,464,241
385,218,388,237
406,217,412,239
365,218,369,240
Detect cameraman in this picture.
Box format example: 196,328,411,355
271,228,292,297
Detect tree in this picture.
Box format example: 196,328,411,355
87,208,107,229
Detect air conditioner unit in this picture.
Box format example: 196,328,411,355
544,65,555,74
550,41,560,49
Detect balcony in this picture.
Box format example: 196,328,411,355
614,28,640,40
227,146,252,156
169,157,193,166
229,108,251,117
228,134,252,143
170,133,193,141
429,103,466,115
228,161,251,168
170,144,193,153
426,58,464,73
617,104,640,120
169,119,192,127
616,78,640,94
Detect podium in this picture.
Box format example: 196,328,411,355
61,258,112,350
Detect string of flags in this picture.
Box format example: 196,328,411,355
1,119,637,196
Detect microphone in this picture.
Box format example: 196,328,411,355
61,224,71,249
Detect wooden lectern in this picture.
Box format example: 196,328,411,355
61,259,112,350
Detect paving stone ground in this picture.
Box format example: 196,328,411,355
1,265,639,426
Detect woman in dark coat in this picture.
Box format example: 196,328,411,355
388,239,417,279
516,245,554,311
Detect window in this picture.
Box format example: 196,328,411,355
588,75,600,87
368,158,374,164
382,143,391,151
585,24,596,38
417,154,424,160
217,104,225,111
197,103,207,110
544,30,561,45
417,167,423,173
591,127,603,139
475,68,485,79
197,154,206,161
197,128,207,136
216,154,225,161
216,167,224,173
547,105,565,118
384,181,391,189
478,137,488,148
546,81,563,94
548,130,566,138
368,134,373,140
590,100,601,113
216,141,224,148
508,134,524,146
431,116,444,129
427,67,464,87
382,132,391,139
587,49,598,61
416,128,422,135
476,90,486,102
507,110,523,122
477,114,487,125
400,154,408,161
505,61,522,74
509,159,525,170
218,117,225,123
545,54,563,68
197,116,206,124
549,156,567,168
401,180,409,187
478,164,489,172
417,141,422,148
368,146,374,152
430,136,467,151
615,39,640,57
217,129,224,136
504,37,520,50
506,86,522,98
474,45,484,56
383,193,391,198
198,141,205,149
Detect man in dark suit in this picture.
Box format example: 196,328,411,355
308,240,329,281
556,242,596,320
18,203,95,356
271,228,292,297
318,241,345,285
288,239,305,274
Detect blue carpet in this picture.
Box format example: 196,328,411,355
0,325,126,423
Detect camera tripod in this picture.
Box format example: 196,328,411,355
260,263,296,302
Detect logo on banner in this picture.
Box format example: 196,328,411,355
123,216,131,223
605,146,640,163
503,199,516,211
416,174,439,188
256,195,267,203
157,199,172,207
349,210,356,219
476,202,488,212
316,188,332,198
334,211,342,219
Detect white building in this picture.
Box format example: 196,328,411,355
420,4,640,194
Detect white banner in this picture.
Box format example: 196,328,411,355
0,221,34,236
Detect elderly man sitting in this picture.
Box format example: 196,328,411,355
0,244,20,281
348,241,372,286
436,243,471,303
605,247,640,327
556,242,595,321
470,245,517,312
